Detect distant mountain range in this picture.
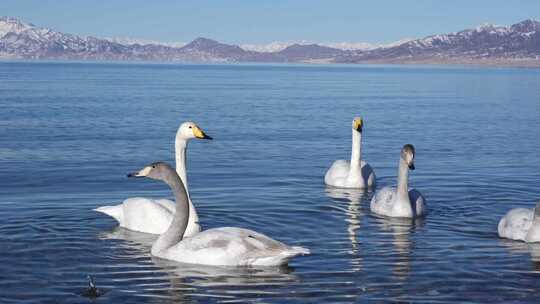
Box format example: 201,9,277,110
1,16,539,66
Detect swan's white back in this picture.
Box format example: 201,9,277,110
325,160,375,189
498,203,540,243
94,198,199,236
154,227,310,266
370,187,425,218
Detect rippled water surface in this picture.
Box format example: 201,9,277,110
1,62,540,303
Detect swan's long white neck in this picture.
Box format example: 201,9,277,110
396,158,410,203
175,135,189,195
174,132,199,229
151,167,190,255
349,129,362,170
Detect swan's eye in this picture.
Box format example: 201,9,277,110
189,126,192,129
152,165,156,168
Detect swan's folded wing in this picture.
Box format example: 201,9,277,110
122,197,174,234
360,161,376,186
370,187,396,216
328,160,349,176
408,188,426,216
212,228,309,266
163,227,307,266
169,227,285,253
325,160,350,184
155,198,176,213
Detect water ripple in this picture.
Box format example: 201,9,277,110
2,63,540,303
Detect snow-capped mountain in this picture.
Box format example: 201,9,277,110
0,17,333,62
0,16,135,60
179,37,247,61
106,37,185,48
242,41,383,52
241,41,298,53
0,16,32,37
339,19,540,63
1,16,539,65
323,42,379,51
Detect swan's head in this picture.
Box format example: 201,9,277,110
177,121,212,140
127,162,174,181
352,117,363,133
401,144,415,170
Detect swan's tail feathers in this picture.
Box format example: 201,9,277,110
251,246,310,266
278,246,310,261
289,246,310,256
277,246,310,262
93,205,123,224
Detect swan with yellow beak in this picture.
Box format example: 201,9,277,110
94,121,212,235
325,117,376,189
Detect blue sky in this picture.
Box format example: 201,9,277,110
2,0,540,44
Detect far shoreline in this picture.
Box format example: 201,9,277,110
1,57,540,70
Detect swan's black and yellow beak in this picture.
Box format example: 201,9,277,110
353,118,363,133
193,125,213,140
127,166,151,178
408,162,415,170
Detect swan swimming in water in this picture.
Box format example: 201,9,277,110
370,144,426,218
324,117,376,189
498,200,540,243
128,161,310,266
94,122,212,236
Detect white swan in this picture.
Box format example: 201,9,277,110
94,122,212,236
370,144,426,218
498,201,540,242
128,162,310,266
325,117,376,189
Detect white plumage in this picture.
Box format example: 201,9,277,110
95,198,175,235
370,187,426,218
498,201,540,243
325,117,376,189
94,121,211,236
156,227,310,266
128,162,309,267
370,144,426,218
325,160,376,189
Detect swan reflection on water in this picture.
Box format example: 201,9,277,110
325,187,366,252
500,239,540,271
152,257,298,291
325,187,367,272
98,227,300,299
324,186,424,279
372,215,424,280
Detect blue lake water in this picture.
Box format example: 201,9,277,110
1,61,540,303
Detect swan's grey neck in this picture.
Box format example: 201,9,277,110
151,168,190,255
175,136,189,196
349,129,362,169
534,201,540,220
396,158,410,202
